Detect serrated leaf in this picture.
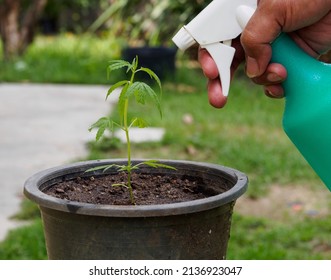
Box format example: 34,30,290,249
117,165,133,172
125,82,147,104
89,117,113,141
107,60,132,76
153,163,177,170
125,82,162,117
95,126,106,141
134,160,177,170
131,117,149,128
104,164,122,172
85,164,119,173
89,117,109,131
140,67,162,91
106,80,128,100
124,82,139,99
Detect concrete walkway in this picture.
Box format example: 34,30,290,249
0,83,115,241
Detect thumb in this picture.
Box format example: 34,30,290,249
240,5,283,78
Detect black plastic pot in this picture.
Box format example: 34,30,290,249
122,47,177,79
24,159,248,260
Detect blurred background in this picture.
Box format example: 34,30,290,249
0,0,330,260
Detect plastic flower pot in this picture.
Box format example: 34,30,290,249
24,159,248,260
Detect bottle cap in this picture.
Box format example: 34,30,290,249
172,27,196,51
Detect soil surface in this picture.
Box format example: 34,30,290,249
44,172,227,205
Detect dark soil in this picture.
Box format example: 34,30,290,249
44,172,226,206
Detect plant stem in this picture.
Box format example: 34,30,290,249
123,68,136,205
123,98,135,204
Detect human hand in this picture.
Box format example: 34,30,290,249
199,0,331,108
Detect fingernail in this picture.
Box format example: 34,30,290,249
265,88,283,99
267,73,283,83
265,89,275,98
246,56,260,78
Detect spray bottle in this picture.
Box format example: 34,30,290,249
172,0,331,191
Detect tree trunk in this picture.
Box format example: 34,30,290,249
20,0,48,55
0,0,20,60
0,0,47,60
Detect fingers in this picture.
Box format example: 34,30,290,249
264,84,284,99
241,3,283,78
253,62,286,98
198,48,227,108
242,0,331,77
198,40,244,108
198,48,219,79
252,62,287,84
207,79,228,108
198,49,232,108
199,47,286,105
198,38,245,80
206,72,284,108
198,0,331,108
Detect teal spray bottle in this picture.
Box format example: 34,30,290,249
172,0,331,191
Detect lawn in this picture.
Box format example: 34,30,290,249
0,34,330,260
0,33,124,84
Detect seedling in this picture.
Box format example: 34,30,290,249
88,57,175,204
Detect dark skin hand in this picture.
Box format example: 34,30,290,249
199,0,331,108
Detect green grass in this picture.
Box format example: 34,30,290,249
0,219,46,260
0,35,329,260
227,214,331,259
0,33,124,84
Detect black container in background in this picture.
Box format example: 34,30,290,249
122,47,177,80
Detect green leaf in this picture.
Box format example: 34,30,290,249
135,160,177,170
125,82,146,104
118,83,129,119
106,80,128,100
112,183,128,189
117,164,136,172
139,67,162,91
89,117,113,141
131,56,139,72
89,117,109,131
125,82,162,117
107,60,132,77
85,164,120,173
88,57,167,204
130,117,149,128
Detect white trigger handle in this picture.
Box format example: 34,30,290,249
202,42,236,97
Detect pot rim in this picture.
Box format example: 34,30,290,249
23,159,248,217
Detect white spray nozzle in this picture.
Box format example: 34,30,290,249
236,5,256,30
172,27,196,51
172,0,257,97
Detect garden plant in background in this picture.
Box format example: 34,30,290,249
88,0,211,80
89,0,210,46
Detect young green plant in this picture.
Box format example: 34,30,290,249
89,57,175,204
